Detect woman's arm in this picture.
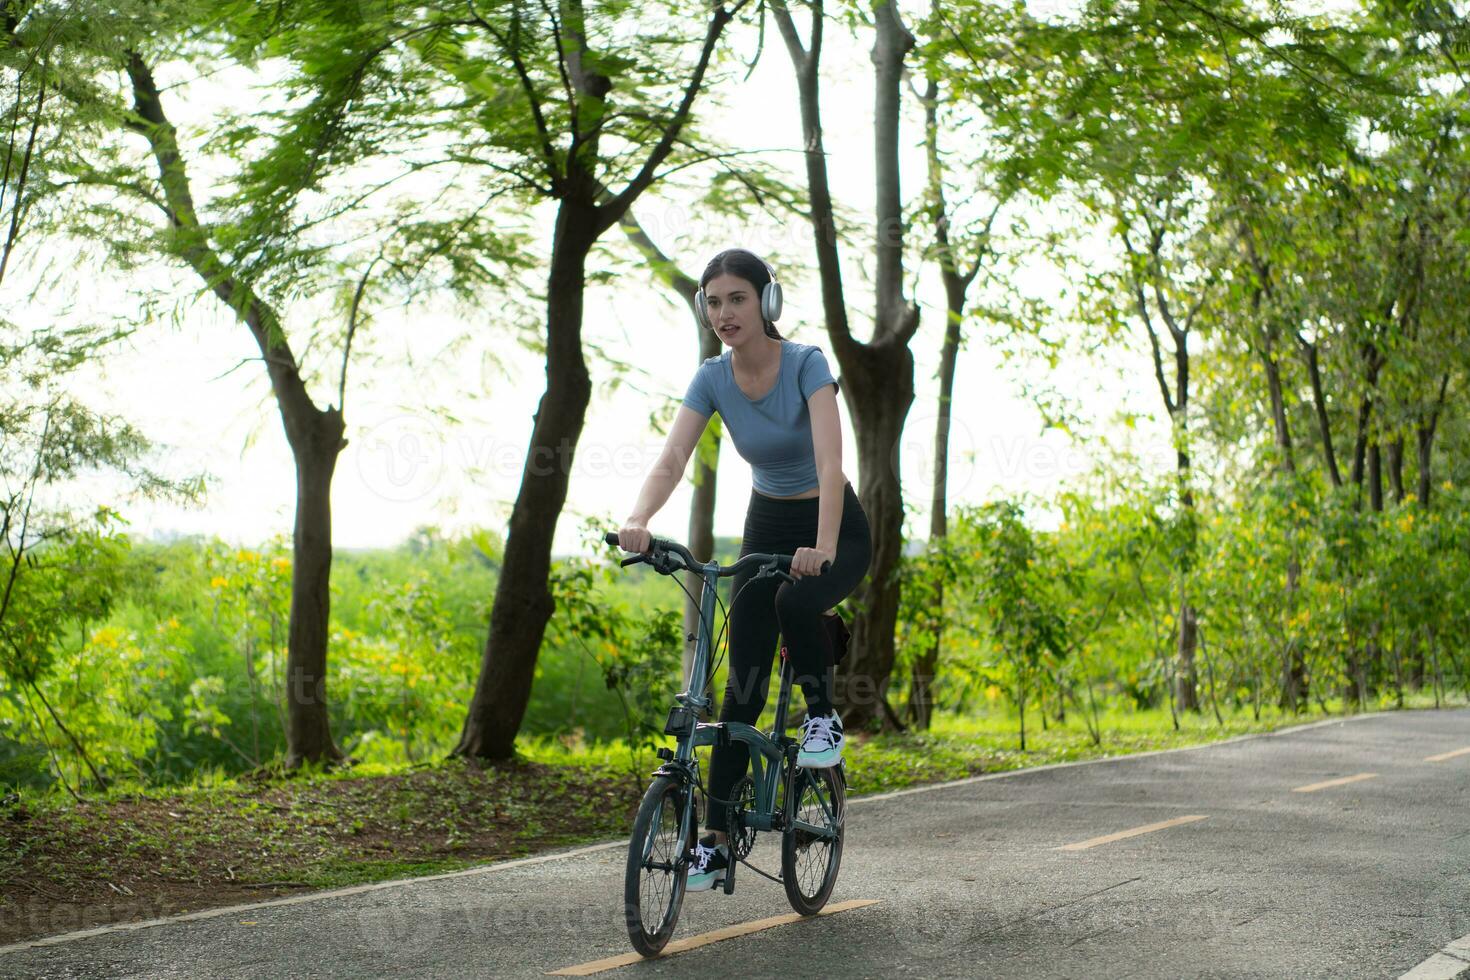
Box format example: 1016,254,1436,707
620,405,711,551
792,384,844,578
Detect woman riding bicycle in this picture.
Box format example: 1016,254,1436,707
617,248,873,893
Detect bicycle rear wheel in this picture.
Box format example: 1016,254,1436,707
781,763,845,915
624,775,692,956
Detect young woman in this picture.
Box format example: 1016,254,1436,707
616,248,872,892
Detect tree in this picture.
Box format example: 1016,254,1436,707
19,0,514,766
768,0,925,729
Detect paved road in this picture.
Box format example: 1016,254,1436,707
4,708,1469,979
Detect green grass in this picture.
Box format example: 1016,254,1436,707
519,691,1467,798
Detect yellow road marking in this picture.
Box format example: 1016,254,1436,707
1054,815,1208,852
545,899,879,976
1425,747,1470,763
1292,772,1378,793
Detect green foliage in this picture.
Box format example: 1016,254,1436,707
545,550,683,774
966,501,1073,748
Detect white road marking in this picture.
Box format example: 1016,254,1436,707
1398,931,1470,979
1055,815,1209,851
1291,772,1378,793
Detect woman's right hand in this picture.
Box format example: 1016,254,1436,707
618,520,652,554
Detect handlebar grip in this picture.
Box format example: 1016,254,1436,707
820,560,831,574
604,531,621,547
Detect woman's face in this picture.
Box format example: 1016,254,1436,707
703,272,764,348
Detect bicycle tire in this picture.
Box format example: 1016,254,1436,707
780,763,845,915
624,774,692,956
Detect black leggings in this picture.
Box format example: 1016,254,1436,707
705,481,871,832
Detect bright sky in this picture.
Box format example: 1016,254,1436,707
53,4,1177,556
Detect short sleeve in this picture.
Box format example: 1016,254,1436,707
682,363,715,417
797,346,838,400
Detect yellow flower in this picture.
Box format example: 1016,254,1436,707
235,549,259,563
985,684,1001,702
91,626,123,649
271,557,290,572
210,576,229,589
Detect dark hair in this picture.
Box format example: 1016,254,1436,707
699,248,782,339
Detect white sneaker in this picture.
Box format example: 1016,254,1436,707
685,835,728,891
796,709,844,768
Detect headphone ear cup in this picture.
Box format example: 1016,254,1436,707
695,290,711,329
763,280,783,323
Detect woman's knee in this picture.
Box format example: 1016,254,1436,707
773,581,820,623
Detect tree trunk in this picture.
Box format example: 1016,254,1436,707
1368,442,1384,512
1387,436,1406,504
1416,373,1449,508
839,340,915,727
1262,343,1293,473
1349,348,1382,509
1296,335,1342,487
284,408,347,767
1176,596,1200,712
454,208,597,759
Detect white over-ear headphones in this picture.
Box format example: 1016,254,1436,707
695,251,783,330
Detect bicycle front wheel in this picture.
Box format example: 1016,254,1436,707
781,763,845,915
624,774,692,956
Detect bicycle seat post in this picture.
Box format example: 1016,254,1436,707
771,645,795,741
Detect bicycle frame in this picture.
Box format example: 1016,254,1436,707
657,555,834,842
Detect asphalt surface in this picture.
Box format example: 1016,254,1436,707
4,708,1469,979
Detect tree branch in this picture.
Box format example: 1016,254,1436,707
600,0,751,223
467,0,564,193
0,70,44,288
1120,224,1176,416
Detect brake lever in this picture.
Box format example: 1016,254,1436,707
755,559,797,585
620,554,647,568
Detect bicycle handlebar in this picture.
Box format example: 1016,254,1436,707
603,531,830,577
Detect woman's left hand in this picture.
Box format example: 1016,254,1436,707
790,546,835,579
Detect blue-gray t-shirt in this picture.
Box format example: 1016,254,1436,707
681,339,839,496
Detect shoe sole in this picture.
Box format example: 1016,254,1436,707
796,747,843,768
686,871,724,892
